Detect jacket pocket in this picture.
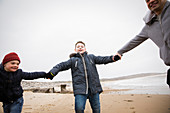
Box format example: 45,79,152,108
75,60,78,68
73,74,86,84
72,59,79,70
12,87,23,97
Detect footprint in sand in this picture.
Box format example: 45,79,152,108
23,105,32,110
147,95,152,98
124,100,133,102
130,107,135,109
24,108,32,110
47,104,55,106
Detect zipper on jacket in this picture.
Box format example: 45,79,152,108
158,15,162,24
158,15,164,37
80,54,88,94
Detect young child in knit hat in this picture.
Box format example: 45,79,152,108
0,52,52,113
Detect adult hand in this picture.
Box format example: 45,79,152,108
113,53,122,61
116,53,122,60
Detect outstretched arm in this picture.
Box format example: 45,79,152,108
118,25,149,56
22,71,47,80
49,59,72,77
90,54,114,65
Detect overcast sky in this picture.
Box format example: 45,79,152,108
0,0,168,81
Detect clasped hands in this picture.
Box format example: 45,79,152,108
112,53,122,61
45,72,55,80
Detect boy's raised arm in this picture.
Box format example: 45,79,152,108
91,54,120,64
48,59,72,78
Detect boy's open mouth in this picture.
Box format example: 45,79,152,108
11,67,18,70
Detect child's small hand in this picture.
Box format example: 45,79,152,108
45,72,55,80
113,53,122,61
113,55,121,61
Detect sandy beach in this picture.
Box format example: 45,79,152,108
0,92,170,113
22,92,170,113
0,73,170,113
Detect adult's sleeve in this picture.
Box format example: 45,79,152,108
118,25,149,55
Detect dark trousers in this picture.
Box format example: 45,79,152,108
3,97,23,113
167,68,170,88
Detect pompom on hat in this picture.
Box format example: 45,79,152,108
2,52,21,65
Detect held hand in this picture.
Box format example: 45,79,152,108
45,72,55,80
113,53,122,61
113,55,120,61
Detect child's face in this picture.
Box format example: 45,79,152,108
75,43,86,54
4,60,20,72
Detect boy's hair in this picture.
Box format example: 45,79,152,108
75,41,85,48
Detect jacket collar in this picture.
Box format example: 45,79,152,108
0,63,7,73
0,63,4,71
143,1,170,25
69,51,88,58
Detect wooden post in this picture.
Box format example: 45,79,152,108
61,84,67,93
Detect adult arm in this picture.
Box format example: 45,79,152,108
118,25,149,56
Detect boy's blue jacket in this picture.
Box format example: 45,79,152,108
50,52,114,95
0,64,46,103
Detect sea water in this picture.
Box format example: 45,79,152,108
102,74,170,94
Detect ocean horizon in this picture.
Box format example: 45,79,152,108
102,73,170,95
22,73,170,95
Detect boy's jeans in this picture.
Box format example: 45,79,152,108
75,92,100,113
3,97,24,113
